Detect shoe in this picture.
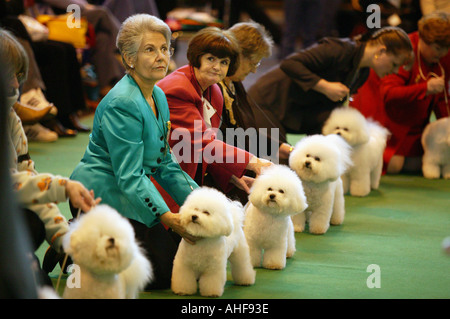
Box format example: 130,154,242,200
23,123,58,142
42,118,77,137
20,88,56,111
68,113,91,132
13,101,54,125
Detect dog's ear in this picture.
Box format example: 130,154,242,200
216,208,234,237
293,191,308,214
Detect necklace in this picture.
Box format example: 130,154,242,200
417,42,449,116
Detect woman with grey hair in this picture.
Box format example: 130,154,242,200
70,14,199,290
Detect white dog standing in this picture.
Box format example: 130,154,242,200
244,165,307,270
62,205,153,299
322,107,390,197
421,117,450,179
171,187,255,298
289,134,352,234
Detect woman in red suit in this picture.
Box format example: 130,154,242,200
156,27,270,212
352,11,450,174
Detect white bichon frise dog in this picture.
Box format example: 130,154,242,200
322,107,390,197
422,117,450,179
62,205,153,299
171,187,255,297
244,165,307,270
289,134,352,234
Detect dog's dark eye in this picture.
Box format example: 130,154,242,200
306,154,310,157
268,187,272,191
203,210,210,216
314,157,320,161
278,189,284,194
343,128,349,131
335,126,340,130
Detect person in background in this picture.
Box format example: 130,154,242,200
247,26,414,137
37,0,124,97
0,28,100,287
155,26,271,213
214,21,291,204
70,14,199,290
351,11,450,174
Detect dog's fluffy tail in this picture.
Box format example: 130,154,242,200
121,247,153,299
367,119,390,152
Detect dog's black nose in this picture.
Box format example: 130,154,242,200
305,161,311,168
336,132,341,135
192,215,198,222
108,238,115,245
269,194,275,200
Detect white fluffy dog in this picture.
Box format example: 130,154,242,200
62,205,153,299
322,107,390,197
421,117,450,179
289,134,352,234
244,165,307,270
171,187,255,297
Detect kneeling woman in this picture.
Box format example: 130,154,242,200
70,14,199,289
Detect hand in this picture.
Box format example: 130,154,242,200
426,76,445,95
230,175,254,194
65,180,101,212
314,79,350,102
159,212,201,245
278,143,293,160
246,157,272,176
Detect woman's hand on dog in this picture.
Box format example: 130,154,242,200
230,175,254,194
65,180,102,212
159,212,201,245
246,156,273,176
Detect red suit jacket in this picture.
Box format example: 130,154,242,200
155,65,252,212
352,32,450,170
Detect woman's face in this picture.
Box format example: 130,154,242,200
195,53,230,89
372,49,409,78
229,53,262,82
131,31,170,84
419,39,449,64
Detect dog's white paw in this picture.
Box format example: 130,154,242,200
293,225,305,232
309,223,329,235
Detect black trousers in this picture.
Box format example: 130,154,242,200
128,219,181,290
22,208,53,287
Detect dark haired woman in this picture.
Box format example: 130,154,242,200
156,27,271,213
247,26,414,136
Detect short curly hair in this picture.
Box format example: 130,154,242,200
116,14,172,71
187,27,240,77
418,11,450,47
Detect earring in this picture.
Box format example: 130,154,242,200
374,55,379,60
130,64,134,69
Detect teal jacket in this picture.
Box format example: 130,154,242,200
70,74,198,227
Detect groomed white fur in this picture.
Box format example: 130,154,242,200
62,205,153,299
322,107,390,197
244,165,307,269
171,187,255,297
289,134,352,234
421,117,450,179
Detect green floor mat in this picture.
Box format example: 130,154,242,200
29,114,450,299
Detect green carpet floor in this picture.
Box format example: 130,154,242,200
30,114,450,299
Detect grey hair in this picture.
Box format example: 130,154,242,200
0,28,29,84
116,14,172,71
